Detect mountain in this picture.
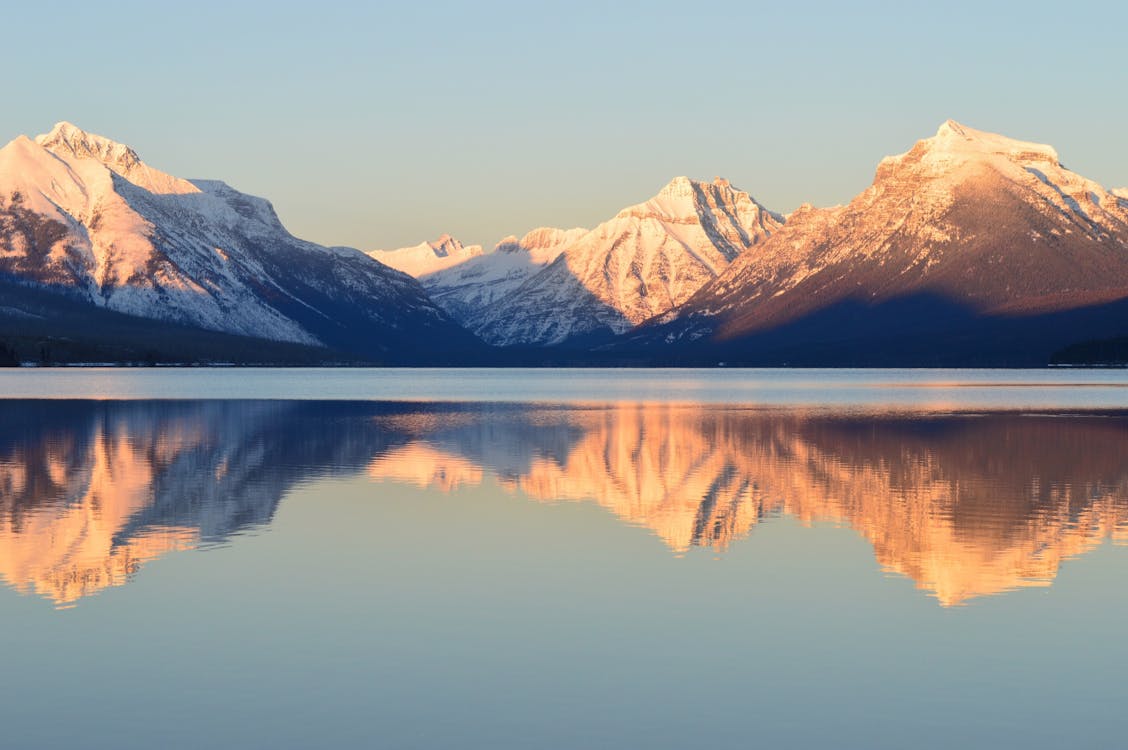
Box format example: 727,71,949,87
621,121,1128,365
415,227,586,330
367,234,484,277
0,122,481,363
399,178,781,347
6,119,1124,366
478,177,781,346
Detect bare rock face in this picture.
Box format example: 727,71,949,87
629,121,1128,363
0,122,480,362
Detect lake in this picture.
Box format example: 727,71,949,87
1,369,1126,748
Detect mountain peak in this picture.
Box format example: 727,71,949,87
428,234,463,257
623,176,771,226
922,119,1059,164
935,118,968,137
368,234,484,277
654,175,745,202
657,175,698,197
35,121,143,172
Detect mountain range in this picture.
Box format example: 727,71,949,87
615,120,1128,364
424,177,782,346
0,120,1125,365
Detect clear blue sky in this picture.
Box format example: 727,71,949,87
4,0,1126,249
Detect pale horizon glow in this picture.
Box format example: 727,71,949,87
3,0,1125,251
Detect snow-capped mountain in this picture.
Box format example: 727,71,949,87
624,121,1128,364
416,227,586,328
367,234,484,277
443,177,781,346
0,122,479,362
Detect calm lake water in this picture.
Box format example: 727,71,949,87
1,369,1126,748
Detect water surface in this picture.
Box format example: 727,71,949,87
2,366,1127,408
1,370,1126,748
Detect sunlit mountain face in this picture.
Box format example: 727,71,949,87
2,401,1126,607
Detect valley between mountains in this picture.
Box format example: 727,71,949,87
1,120,1126,365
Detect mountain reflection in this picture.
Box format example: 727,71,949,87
2,401,1127,606
0,401,405,605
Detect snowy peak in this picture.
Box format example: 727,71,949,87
36,121,142,172
494,227,586,263
430,234,457,256
621,176,713,219
656,174,697,197
878,119,1063,183
33,120,198,196
656,174,731,197
929,119,1059,164
609,175,781,267
368,234,484,277
616,176,778,232
858,119,1128,247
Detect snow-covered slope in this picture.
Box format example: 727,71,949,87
416,227,586,327
0,122,478,361
367,234,484,277
461,177,781,346
625,121,1128,363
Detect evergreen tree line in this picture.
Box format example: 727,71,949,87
0,341,19,366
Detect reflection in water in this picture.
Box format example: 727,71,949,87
373,405,1128,604
1,401,1127,606
0,401,403,605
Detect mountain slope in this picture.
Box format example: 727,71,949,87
416,227,586,328
0,122,480,362
468,177,781,346
622,121,1128,364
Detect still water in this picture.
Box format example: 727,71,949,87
1,370,1127,748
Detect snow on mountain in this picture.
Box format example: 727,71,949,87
415,227,586,328
463,177,781,346
0,122,478,360
367,234,484,277
628,120,1128,362
35,121,199,197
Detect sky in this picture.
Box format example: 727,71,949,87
3,0,1126,250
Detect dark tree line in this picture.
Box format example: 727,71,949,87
1050,336,1128,366
0,341,19,366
